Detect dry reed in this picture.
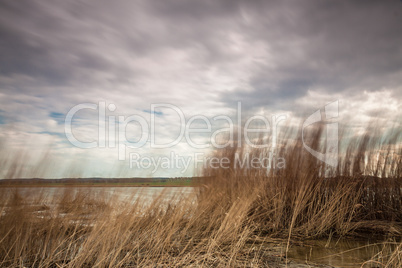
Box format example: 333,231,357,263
0,123,400,267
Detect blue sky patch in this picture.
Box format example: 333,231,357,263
143,109,163,116
49,112,65,124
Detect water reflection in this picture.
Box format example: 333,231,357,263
288,237,397,267
2,186,194,205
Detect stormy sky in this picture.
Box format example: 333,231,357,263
0,0,401,178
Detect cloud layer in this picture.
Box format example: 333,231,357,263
0,0,401,178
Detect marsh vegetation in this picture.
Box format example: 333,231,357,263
0,125,401,267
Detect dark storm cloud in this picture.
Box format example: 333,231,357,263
0,0,144,89
221,0,402,112
0,1,76,86
0,0,401,114
1,1,401,85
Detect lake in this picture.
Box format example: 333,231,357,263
2,186,194,203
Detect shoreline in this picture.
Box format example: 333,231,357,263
0,184,193,188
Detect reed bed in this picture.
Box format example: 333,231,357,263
201,125,401,238
0,187,282,267
0,124,401,267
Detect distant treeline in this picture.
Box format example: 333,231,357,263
0,177,198,185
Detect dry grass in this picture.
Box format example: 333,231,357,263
0,187,280,267
201,124,401,238
360,241,402,268
384,242,402,268
0,124,401,267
